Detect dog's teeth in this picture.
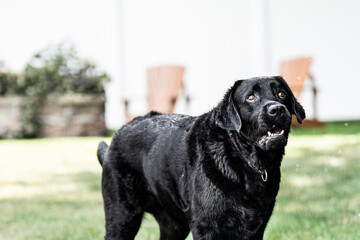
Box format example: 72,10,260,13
280,130,284,135
267,131,271,136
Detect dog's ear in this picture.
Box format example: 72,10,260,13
215,82,242,132
276,76,306,124
291,95,306,124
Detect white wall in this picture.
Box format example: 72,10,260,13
0,0,108,72
270,0,360,121
120,0,360,128
121,0,255,120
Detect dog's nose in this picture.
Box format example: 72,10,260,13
268,105,286,117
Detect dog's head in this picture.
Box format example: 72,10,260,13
216,76,305,151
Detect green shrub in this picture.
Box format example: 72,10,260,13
0,72,22,95
26,44,109,96
0,43,109,138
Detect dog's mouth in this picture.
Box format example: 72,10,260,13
258,127,288,150
267,128,284,138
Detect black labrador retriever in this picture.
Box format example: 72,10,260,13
97,76,305,240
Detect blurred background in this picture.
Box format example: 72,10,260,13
1,0,360,131
0,0,359,239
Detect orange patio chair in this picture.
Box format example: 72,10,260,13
124,65,189,123
279,57,319,123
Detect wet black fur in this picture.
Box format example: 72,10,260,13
97,76,305,240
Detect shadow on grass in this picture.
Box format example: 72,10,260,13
0,171,105,240
265,139,360,239
70,171,102,193
0,197,105,240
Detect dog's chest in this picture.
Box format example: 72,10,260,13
191,190,275,238
192,172,279,231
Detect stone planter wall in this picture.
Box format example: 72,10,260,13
0,94,106,138
0,96,23,138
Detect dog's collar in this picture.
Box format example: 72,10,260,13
226,130,268,182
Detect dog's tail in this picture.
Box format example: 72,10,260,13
97,141,108,166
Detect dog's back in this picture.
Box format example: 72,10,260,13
97,111,197,184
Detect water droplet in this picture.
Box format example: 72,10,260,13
344,122,348,127
358,213,360,217
338,149,342,154
324,168,328,172
296,163,300,168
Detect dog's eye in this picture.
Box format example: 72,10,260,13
278,91,286,99
247,95,255,101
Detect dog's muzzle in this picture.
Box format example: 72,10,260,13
257,102,291,150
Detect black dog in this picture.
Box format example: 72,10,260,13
97,76,305,240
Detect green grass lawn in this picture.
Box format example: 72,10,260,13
0,122,359,239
